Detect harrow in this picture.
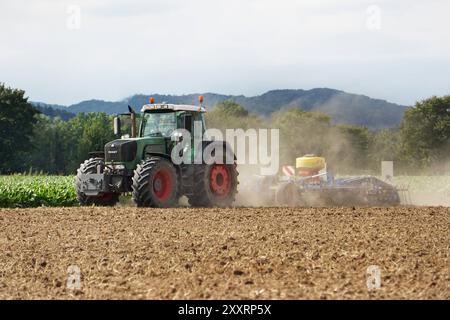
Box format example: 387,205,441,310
251,155,404,206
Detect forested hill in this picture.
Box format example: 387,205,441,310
34,88,408,129
33,103,75,121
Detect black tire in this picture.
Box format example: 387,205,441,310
189,163,238,207
132,157,178,208
75,158,119,206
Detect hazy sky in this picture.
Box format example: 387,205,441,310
1,0,449,106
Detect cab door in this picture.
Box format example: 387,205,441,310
179,113,194,163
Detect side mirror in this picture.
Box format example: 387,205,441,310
113,117,121,136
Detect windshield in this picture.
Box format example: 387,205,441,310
141,112,176,138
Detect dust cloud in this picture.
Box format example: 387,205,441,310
208,106,449,207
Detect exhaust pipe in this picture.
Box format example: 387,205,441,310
128,105,137,138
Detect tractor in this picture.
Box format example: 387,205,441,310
75,97,238,207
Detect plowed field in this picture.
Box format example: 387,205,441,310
0,207,448,299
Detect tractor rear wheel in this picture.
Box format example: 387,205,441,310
189,163,238,207
75,158,120,206
132,157,178,208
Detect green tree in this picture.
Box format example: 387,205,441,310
212,100,249,117
77,113,115,162
24,112,116,174
271,108,331,165
24,115,66,173
400,95,450,169
59,113,115,173
332,125,372,172
206,100,263,131
0,83,39,173
369,128,402,167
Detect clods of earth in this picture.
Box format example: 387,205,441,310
0,206,448,299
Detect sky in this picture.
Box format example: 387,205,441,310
0,0,449,106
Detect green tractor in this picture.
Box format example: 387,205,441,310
75,97,238,207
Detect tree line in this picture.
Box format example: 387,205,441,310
207,99,449,174
0,83,448,175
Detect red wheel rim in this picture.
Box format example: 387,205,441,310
209,165,231,198
153,168,173,201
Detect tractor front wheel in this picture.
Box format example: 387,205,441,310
75,158,120,206
132,157,179,208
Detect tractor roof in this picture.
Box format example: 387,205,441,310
141,104,206,113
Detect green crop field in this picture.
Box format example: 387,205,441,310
393,176,450,194
0,175,448,208
0,176,78,208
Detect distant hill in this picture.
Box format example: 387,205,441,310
34,89,409,129
32,102,75,121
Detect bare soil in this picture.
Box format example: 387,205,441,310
0,206,448,299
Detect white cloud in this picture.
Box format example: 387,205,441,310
0,0,449,105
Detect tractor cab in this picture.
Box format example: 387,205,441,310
139,102,207,138
107,99,207,170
